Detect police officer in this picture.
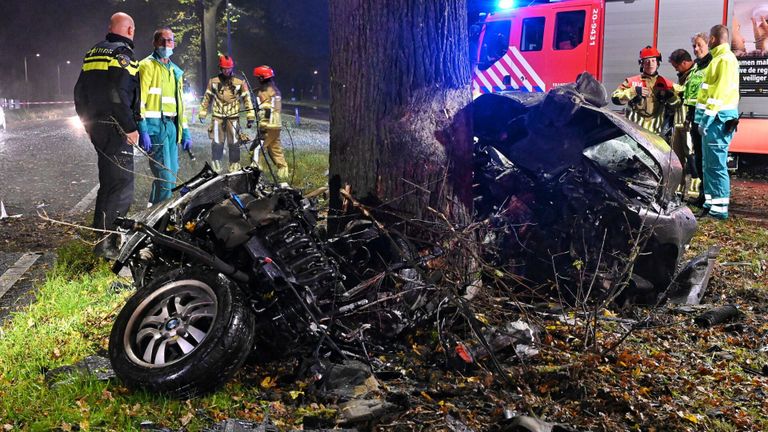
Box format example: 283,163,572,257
198,55,256,173
74,12,140,259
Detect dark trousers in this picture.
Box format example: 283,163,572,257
89,123,134,231
688,106,704,179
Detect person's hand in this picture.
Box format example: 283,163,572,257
246,119,254,129
139,132,152,152
182,137,192,151
126,130,139,146
640,86,651,98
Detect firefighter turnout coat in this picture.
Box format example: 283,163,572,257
199,75,255,121
612,73,679,136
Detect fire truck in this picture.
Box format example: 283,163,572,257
472,0,767,155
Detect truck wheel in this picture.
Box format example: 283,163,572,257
108,267,255,398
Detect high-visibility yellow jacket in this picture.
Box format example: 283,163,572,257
199,75,255,120
137,53,189,143
695,43,740,126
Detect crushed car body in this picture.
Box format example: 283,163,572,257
473,73,697,306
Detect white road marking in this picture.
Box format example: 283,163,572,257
68,184,99,215
0,253,42,301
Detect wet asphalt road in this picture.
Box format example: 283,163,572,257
0,113,96,217
0,109,215,218
0,106,329,323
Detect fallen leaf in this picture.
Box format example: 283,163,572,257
180,412,194,426
261,376,276,389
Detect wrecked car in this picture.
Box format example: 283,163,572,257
108,166,435,397
473,73,697,306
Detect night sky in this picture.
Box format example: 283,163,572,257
0,0,329,102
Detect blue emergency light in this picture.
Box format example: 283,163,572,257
498,0,516,8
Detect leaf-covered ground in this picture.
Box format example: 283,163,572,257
1,172,766,431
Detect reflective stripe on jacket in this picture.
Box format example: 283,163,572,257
611,73,679,135
199,75,256,120
257,84,282,130
683,64,704,107
137,53,188,143
695,43,739,123
73,33,140,133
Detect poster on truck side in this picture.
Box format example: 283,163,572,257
732,0,768,96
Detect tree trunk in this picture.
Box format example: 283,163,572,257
328,0,473,237
203,0,224,79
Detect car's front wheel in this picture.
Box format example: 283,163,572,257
108,267,255,398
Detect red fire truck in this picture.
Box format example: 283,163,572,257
472,0,767,155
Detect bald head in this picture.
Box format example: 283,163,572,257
109,12,135,40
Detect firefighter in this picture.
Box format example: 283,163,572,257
695,25,740,220
198,55,256,173
74,12,140,259
137,27,192,205
612,46,679,137
252,65,289,180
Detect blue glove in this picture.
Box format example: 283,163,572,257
182,137,192,151
139,132,152,152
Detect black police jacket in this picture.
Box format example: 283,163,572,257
74,33,140,133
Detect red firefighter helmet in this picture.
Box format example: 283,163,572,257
639,46,662,63
218,55,235,69
253,65,275,81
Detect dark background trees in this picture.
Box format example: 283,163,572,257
0,0,329,102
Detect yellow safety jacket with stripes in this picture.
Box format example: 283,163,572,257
137,52,189,143
695,43,740,127
199,75,256,120
73,33,140,133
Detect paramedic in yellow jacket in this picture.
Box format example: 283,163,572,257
137,27,191,205
198,55,256,173
252,65,289,180
694,25,740,220
612,46,679,137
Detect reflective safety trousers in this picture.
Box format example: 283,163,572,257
702,109,737,219
148,118,179,204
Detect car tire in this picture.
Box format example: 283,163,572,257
108,267,256,398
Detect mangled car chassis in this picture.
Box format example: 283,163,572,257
109,166,438,397
108,75,700,398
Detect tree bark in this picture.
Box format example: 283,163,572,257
328,0,473,237
203,0,224,79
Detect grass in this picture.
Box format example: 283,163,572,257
2,134,768,430
0,134,332,430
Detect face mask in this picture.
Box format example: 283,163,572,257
156,47,173,59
